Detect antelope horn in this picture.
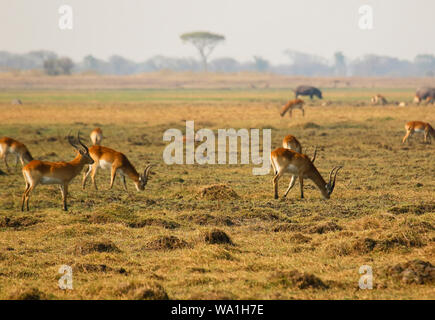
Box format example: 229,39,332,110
311,146,317,163
77,131,89,153
144,164,152,177
67,130,78,149
328,166,338,184
331,166,343,190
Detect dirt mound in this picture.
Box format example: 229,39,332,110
117,281,169,300
180,213,235,226
0,216,39,229
271,270,329,289
352,238,378,254
9,288,48,300
73,263,113,273
302,122,321,129
144,235,190,250
87,212,116,224
387,260,434,285
204,229,233,245
272,223,304,232
127,218,180,229
309,222,343,234
389,203,435,215
74,239,121,255
289,233,312,243
376,230,425,251
198,184,239,200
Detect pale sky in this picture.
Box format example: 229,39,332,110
1,0,434,64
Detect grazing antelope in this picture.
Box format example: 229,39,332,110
82,145,151,191
280,99,305,118
270,147,341,199
0,137,33,172
371,94,388,105
90,128,103,145
402,121,435,144
282,134,317,162
21,132,93,211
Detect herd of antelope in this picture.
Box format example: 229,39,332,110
1,90,434,211
1,128,152,211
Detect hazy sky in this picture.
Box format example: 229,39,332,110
1,0,434,63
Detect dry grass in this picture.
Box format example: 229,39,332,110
0,84,434,299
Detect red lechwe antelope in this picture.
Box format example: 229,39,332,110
402,121,435,144
82,145,152,191
280,99,305,118
270,147,342,199
21,132,94,211
90,128,103,145
371,94,388,105
0,137,33,172
282,134,317,162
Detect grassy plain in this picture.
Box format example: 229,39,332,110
0,84,434,299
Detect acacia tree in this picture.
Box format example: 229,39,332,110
180,31,225,72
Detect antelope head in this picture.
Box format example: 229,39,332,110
137,164,152,190
68,131,94,165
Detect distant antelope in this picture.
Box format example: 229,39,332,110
402,121,435,144
21,132,93,211
280,99,305,118
270,147,341,199
82,145,152,191
282,134,317,162
371,94,388,105
0,137,33,172
90,128,103,145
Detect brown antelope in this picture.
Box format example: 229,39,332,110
0,137,33,172
270,147,341,199
371,94,388,105
90,128,103,145
282,134,302,153
282,134,317,162
21,132,93,211
280,99,305,118
402,121,435,144
82,145,151,191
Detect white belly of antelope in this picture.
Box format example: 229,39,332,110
41,177,63,185
286,164,299,175
98,160,112,170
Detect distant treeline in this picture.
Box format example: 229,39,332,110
0,50,434,77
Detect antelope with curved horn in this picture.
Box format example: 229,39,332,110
402,121,435,144
0,137,33,172
280,99,305,118
270,147,342,199
21,132,94,211
90,128,103,145
82,145,152,191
